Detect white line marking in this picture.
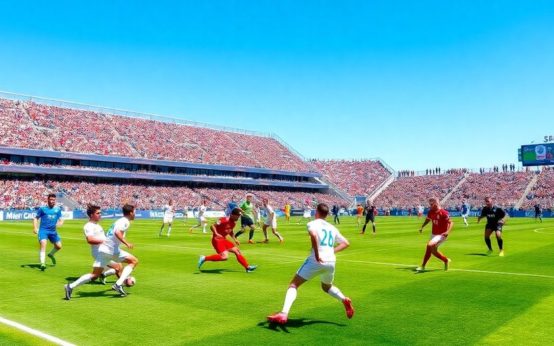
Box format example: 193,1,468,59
533,227,554,234
0,316,76,346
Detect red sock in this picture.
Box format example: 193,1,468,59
422,246,432,266
205,254,224,261
433,251,448,263
236,254,249,269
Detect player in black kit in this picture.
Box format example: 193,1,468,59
477,197,507,256
534,204,543,223
361,200,377,234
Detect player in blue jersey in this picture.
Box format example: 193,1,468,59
33,194,64,271
461,200,470,227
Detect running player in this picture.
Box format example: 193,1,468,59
417,204,424,218
235,194,257,244
33,194,64,271
534,204,543,223
189,200,208,234
356,204,364,227
98,204,139,296
197,208,257,273
284,203,291,223
261,197,284,243
416,197,453,272
159,199,175,237
64,205,119,300
477,197,507,256
267,203,354,325
461,200,470,227
361,200,377,234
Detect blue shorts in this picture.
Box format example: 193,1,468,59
38,230,61,244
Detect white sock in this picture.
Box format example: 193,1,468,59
103,268,116,277
167,226,172,235
282,287,297,314
202,224,207,233
70,273,93,289
48,248,59,256
327,285,346,302
39,251,45,264
116,265,134,286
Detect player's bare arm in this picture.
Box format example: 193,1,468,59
419,218,430,233
86,235,105,245
443,220,453,237
334,238,350,254
32,218,39,234
115,229,133,249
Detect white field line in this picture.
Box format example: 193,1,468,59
533,227,554,234
0,316,76,346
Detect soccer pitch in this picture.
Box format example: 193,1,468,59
1,216,554,345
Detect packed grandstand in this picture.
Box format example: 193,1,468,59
0,93,550,213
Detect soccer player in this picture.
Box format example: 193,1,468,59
33,193,64,271
261,197,284,243
356,204,364,227
159,199,175,237
477,197,507,256
189,200,208,234
98,204,139,296
197,208,257,273
534,203,543,223
235,193,257,244
416,198,453,272
284,203,291,223
331,204,340,224
361,200,377,235
461,200,470,227
417,204,424,218
267,203,354,325
225,198,238,217
64,205,119,300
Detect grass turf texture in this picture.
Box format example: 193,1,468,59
1,216,554,345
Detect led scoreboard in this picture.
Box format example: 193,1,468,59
520,144,554,166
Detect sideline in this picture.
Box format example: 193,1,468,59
0,316,76,346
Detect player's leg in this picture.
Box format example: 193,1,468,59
262,224,269,242
159,222,165,236
113,251,139,295
248,224,255,244
189,220,200,233
268,274,307,324
361,219,368,234
429,236,449,269
167,221,172,237
495,229,504,256
201,219,208,234
320,265,354,319
271,224,283,242
371,219,376,233
47,233,61,266
229,246,256,271
65,266,104,300
38,238,47,270
484,229,494,254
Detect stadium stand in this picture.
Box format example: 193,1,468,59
521,168,554,209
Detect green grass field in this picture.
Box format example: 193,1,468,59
1,215,554,345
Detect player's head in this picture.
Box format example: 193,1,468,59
315,203,329,219
122,204,136,220
246,193,253,202
230,207,243,221
47,193,56,208
262,197,268,205
86,204,101,221
484,197,493,208
428,197,440,211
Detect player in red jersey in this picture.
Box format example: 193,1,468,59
197,208,257,273
416,197,453,272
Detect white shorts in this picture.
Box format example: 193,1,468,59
303,211,311,218
95,249,132,268
163,216,174,223
461,213,469,218
296,257,336,284
198,216,206,223
264,219,277,229
429,234,447,247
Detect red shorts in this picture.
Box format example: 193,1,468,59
212,237,235,253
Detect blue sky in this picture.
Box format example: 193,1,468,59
1,1,553,171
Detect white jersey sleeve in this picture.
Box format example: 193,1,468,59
307,219,346,262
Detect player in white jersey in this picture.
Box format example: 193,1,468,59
189,200,208,234
267,203,354,325
64,205,120,300
97,204,139,297
261,197,283,243
417,204,424,218
159,200,175,237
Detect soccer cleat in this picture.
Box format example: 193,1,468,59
112,284,127,296
267,312,288,324
415,266,425,272
100,273,107,285
262,239,269,243
40,263,46,271
343,297,355,319
47,253,56,266
499,250,505,257
444,258,451,271
198,255,206,270
486,249,493,255
64,284,73,300
246,265,258,273
248,240,254,244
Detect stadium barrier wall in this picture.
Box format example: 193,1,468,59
0,209,227,221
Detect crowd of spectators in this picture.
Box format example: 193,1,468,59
446,171,533,210
521,168,554,209
309,159,392,197
374,172,464,209
0,98,312,172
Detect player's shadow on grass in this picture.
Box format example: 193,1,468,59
259,319,346,333
395,267,442,274
20,263,50,270
195,269,236,274
465,253,489,257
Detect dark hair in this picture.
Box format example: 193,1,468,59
317,203,329,217
231,207,243,216
122,204,135,216
47,193,56,199
86,204,101,217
